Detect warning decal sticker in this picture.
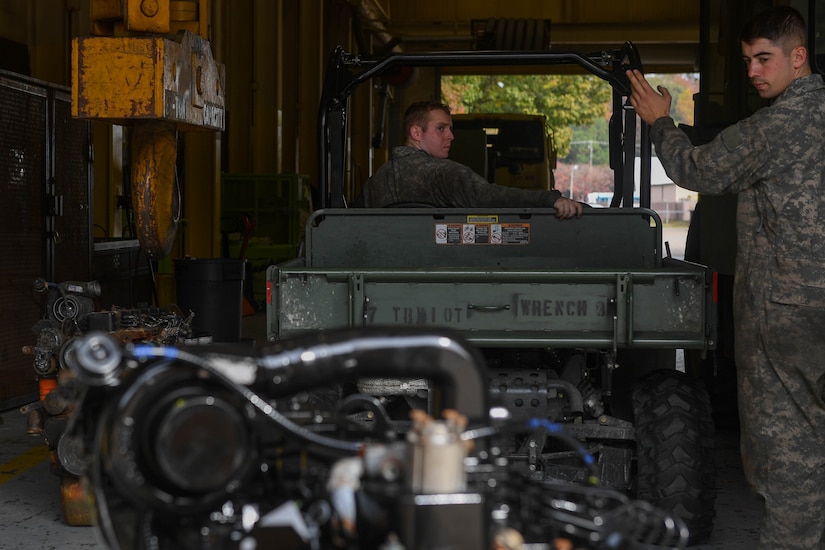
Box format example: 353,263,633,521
434,222,530,245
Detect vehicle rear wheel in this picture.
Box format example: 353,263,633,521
632,369,716,543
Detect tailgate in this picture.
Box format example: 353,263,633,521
267,263,715,349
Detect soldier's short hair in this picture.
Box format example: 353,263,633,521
404,101,451,136
740,5,807,54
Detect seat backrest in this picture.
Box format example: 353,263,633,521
305,208,662,269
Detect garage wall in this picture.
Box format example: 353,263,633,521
0,0,701,259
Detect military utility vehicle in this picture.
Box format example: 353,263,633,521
267,43,718,542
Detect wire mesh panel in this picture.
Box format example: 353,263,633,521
53,89,92,282
0,72,92,408
0,72,48,407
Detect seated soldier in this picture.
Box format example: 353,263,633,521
354,100,583,220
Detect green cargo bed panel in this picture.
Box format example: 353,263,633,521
305,208,662,269
268,266,713,349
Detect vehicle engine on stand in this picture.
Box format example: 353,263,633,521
21,277,194,525
63,327,689,549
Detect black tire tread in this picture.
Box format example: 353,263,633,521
632,369,717,543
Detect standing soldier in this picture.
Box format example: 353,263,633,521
627,6,825,549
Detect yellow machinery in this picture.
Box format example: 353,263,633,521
71,0,225,258
60,1,224,524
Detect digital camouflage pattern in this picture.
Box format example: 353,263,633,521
355,146,563,208
652,73,825,549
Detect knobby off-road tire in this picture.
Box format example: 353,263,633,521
632,369,717,544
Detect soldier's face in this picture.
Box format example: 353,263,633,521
417,109,454,159
742,38,805,99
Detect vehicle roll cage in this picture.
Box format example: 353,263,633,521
317,42,651,210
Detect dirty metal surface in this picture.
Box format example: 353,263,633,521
71,31,225,131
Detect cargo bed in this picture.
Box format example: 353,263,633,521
266,208,716,351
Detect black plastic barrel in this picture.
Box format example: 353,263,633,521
174,258,245,342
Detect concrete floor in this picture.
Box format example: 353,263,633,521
0,410,104,549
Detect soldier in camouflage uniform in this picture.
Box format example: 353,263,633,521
354,100,583,219
628,6,825,549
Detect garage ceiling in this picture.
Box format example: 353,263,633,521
349,0,701,72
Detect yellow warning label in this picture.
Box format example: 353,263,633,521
466,214,499,224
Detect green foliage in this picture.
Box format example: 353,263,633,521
646,73,699,125
442,74,611,156
442,72,700,201
567,118,610,165
563,73,699,165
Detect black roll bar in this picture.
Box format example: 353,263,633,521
317,42,651,210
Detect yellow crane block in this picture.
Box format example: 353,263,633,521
71,30,225,132
74,3,221,258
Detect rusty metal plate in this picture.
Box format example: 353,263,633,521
72,31,225,131
131,121,180,258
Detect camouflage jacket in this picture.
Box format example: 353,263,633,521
354,146,562,208
651,73,825,308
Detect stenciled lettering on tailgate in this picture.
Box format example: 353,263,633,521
363,295,611,326
365,305,466,325
516,298,609,318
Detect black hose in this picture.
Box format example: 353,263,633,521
255,327,490,422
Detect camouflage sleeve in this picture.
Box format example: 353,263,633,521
356,149,563,208
651,115,769,195
435,160,563,208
